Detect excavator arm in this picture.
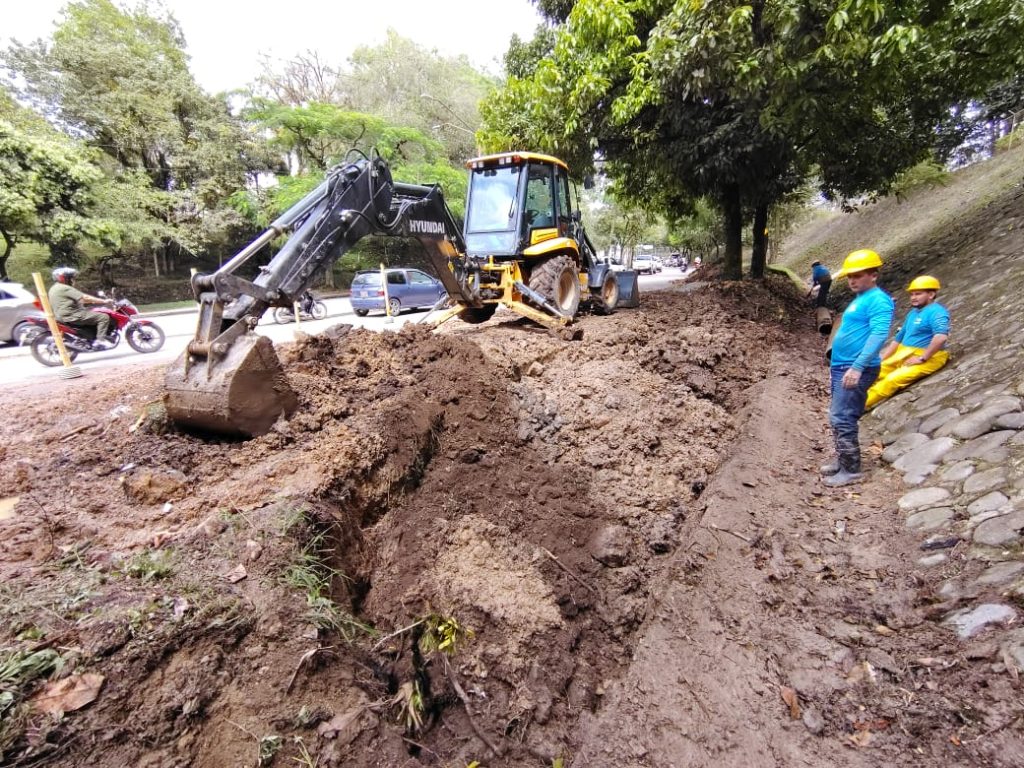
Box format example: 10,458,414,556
164,155,475,437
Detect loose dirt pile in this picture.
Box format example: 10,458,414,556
1,278,1017,767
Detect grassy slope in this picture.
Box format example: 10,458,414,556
778,142,1024,279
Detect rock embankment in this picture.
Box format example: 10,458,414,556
865,182,1024,658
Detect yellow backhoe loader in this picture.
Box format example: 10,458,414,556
164,151,628,437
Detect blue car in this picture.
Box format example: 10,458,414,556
349,269,447,317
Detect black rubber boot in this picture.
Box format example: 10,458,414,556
823,453,862,487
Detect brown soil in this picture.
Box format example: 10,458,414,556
0,279,1018,767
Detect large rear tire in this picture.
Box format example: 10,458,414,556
528,255,581,319
126,323,165,353
31,332,77,367
592,272,620,315
459,305,498,324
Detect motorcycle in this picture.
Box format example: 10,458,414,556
27,296,166,367
273,297,328,324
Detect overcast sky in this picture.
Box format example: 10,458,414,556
3,0,545,92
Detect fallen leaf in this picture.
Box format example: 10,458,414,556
224,564,247,583
32,674,104,715
173,597,191,619
846,661,878,685
853,718,891,731
779,685,801,719
949,734,961,746
0,496,19,521
874,624,895,637
317,708,362,740
848,730,873,747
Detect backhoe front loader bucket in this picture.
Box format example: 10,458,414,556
164,334,297,438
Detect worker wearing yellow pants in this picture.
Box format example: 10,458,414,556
865,275,950,410
865,344,948,409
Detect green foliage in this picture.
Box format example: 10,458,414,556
0,648,63,691
2,0,271,276
484,0,1024,280
0,117,105,273
257,734,282,767
889,159,951,203
281,529,373,643
123,549,174,582
418,614,474,657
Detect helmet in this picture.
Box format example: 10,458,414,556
907,275,940,292
52,267,78,282
834,249,883,278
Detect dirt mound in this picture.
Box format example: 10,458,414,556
19,278,1011,768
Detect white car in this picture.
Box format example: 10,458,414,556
634,256,656,274
0,281,44,345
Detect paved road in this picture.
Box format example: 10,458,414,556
0,297,437,386
0,269,692,387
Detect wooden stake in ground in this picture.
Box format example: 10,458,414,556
31,272,82,379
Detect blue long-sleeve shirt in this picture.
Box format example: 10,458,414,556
831,286,894,370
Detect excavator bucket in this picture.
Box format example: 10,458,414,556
163,334,298,438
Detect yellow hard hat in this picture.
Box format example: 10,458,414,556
907,275,940,292
834,249,883,279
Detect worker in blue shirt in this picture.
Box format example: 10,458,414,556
821,249,894,487
808,260,832,308
866,275,950,409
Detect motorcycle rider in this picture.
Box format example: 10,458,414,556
48,267,113,348
300,290,316,315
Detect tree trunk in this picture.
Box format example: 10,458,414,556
153,251,161,277
750,203,768,279
721,184,743,280
0,226,12,282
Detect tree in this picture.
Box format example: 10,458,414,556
0,100,109,277
3,0,272,275
487,1,1024,279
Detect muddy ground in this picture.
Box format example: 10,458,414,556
0,279,1019,767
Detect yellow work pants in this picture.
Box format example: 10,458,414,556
865,344,949,409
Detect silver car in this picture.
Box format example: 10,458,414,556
0,281,45,345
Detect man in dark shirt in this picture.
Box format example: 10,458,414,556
809,261,832,308
48,267,112,347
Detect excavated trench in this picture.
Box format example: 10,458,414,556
0,280,815,766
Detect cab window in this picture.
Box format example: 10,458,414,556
555,168,572,237
524,164,555,230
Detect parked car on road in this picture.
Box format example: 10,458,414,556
0,281,45,345
349,268,447,316
633,256,656,275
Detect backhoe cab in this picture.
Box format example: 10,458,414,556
163,151,620,438
433,152,619,328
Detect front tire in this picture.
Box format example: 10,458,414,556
528,255,581,319
31,332,77,367
592,272,619,315
126,323,165,353
311,301,328,320
11,321,36,346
